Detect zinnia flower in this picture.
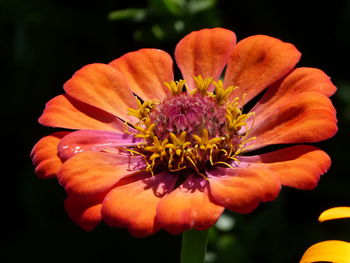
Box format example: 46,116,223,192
31,28,337,237
300,207,350,263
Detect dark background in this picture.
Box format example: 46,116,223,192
2,0,350,262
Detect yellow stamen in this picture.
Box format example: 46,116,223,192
166,131,191,155
212,80,238,106
134,119,156,139
193,75,213,96
128,97,156,120
165,80,186,95
193,129,224,151
144,136,168,161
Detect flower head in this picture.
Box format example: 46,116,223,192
31,28,337,237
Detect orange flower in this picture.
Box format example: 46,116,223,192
300,207,350,263
31,28,337,237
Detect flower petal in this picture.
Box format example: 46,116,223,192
109,49,174,101
31,132,69,179
156,175,224,234
58,151,145,196
224,35,301,104
175,28,236,90
39,95,126,132
64,195,103,231
102,172,177,237
251,67,337,118
319,207,350,222
246,92,337,150
300,240,350,263
57,130,140,161
207,166,281,214
64,63,137,122
239,145,330,190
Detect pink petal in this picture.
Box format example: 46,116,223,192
57,129,140,161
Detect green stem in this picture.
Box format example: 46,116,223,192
180,229,209,263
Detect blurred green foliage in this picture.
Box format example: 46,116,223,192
2,0,350,263
108,0,220,44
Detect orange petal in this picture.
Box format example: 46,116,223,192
31,132,69,179
156,175,224,234
57,130,140,161
300,240,350,263
246,92,337,150
39,95,126,132
64,63,137,122
239,145,330,190
175,28,236,90
251,67,337,118
64,195,103,231
109,49,174,101
58,151,145,196
224,35,301,104
319,207,350,222
102,172,177,237
207,166,281,214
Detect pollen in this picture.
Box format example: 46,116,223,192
125,75,255,177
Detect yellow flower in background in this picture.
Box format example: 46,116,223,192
319,207,350,222
300,207,350,263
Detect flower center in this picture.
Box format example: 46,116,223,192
126,76,255,177
149,93,226,140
